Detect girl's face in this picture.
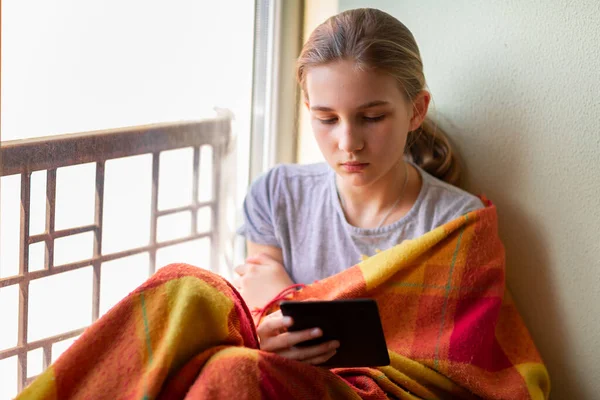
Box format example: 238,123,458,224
305,60,428,188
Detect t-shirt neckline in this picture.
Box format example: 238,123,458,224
329,163,428,237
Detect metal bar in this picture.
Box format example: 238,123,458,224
1,230,212,361
92,161,105,322
191,146,200,235
44,169,56,270
27,233,49,244
17,172,31,392
0,327,85,360
149,153,159,275
96,233,215,266
0,261,89,288
1,232,212,289
156,201,213,218
1,119,230,177
0,274,24,288
29,224,97,244
211,144,222,274
1,119,232,395
42,345,52,370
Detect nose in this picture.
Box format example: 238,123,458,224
337,122,364,153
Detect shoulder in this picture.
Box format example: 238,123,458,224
417,166,484,224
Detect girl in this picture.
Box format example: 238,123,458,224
235,8,483,366
21,9,548,399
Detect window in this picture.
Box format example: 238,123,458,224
0,1,271,397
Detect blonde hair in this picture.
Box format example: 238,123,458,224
296,8,461,185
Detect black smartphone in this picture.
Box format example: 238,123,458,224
279,299,390,368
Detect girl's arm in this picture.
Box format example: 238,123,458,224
233,241,293,311
246,241,283,264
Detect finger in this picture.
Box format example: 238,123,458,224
232,276,242,290
246,252,274,264
260,311,288,335
260,327,322,352
267,310,283,319
256,314,293,340
245,255,261,264
277,340,340,362
234,263,248,276
303,349,338,365
246,252,266,261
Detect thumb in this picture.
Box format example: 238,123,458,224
246,252,275,264
234,263,248,275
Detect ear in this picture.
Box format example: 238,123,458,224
408,91,431,131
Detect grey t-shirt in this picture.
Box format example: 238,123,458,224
238,163,483,285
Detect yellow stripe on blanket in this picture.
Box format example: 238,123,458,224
359,221,456,291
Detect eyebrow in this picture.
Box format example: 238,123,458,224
310,100,390,112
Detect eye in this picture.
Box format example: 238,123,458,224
363,115,385,123
318,117,338,125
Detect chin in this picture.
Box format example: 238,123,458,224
336,169,375,187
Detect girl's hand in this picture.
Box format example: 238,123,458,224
257,310,340,365
234,253,294,310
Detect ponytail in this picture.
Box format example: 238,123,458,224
405,118,461,186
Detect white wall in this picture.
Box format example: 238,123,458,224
328,1,599,399
296,0,337,163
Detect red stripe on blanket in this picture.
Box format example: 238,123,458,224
449,295,512,371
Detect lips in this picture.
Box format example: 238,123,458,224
340,162,369,172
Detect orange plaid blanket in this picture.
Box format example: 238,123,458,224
18,202,549,399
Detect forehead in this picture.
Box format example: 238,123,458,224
305,60,404,108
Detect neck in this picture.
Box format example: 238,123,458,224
336,162,413,229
